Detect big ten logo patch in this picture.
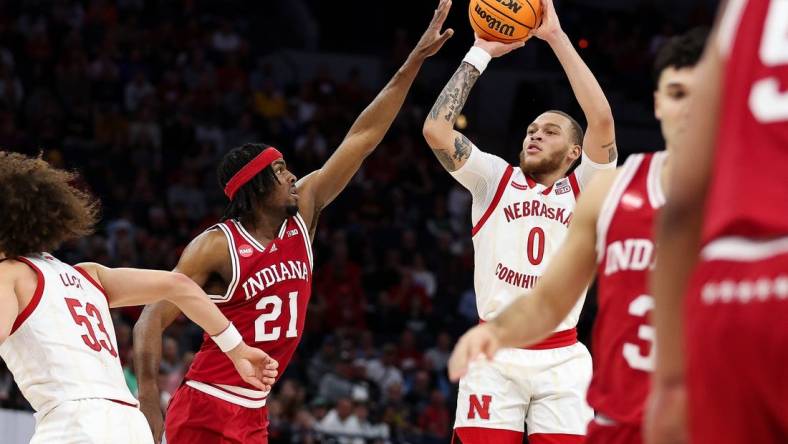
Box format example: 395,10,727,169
238,244,254,258
468,394,492,420
555,179,571,195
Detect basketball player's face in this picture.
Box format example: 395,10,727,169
520,113,577,175
654,66,696,148
267,159,299,216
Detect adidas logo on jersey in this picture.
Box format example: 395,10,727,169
238,244,254,258
269,244,278,253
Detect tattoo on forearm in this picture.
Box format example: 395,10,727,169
431,134,473,172
603,140,618,163
428,62,481,124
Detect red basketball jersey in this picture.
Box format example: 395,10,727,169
589,152,667,424
703,0,788,243
185,215,313,404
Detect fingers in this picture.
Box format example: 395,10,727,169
244,375,271,392
431,0,452,28
262,367,278,379
439,28,455,43
265,357,279,370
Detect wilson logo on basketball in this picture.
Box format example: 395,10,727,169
473,4,516,37
238,244,254,258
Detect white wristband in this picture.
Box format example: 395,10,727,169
212,322,243,353
462,46,492,74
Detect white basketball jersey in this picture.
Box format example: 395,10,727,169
452,146,612,331
0,254,137,417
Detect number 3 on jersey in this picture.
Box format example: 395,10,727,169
622,294,655,372
255,291,299,342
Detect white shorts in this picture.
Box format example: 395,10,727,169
31,399,154,444
454,342,593,435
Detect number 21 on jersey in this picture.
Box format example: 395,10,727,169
255,291,299,342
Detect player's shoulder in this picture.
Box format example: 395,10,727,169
0,258,40,292
180,229,230,266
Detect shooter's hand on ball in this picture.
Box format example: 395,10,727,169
473,34,526,58
532,0,563,41
412,0,455,60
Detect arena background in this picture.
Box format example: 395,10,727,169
0,0,718,442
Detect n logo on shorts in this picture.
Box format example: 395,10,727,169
468,394,492,420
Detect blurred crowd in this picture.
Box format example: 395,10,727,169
0,1,714,443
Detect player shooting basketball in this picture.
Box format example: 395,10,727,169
447,29,708,444
421,0,616,442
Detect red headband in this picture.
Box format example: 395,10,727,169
223,147,283,200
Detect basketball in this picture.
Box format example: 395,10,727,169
468,0,541,43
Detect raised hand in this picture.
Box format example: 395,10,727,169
473,34,526,58
447,323,501,381
532,0,563,41
412,0,455,59
226,344,279,391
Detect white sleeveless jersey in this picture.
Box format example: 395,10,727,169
0,254,136,417
452,145,614,330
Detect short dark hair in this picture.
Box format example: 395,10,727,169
218,143,279,222
0,151,99,257
545,109,584,146
653,27,708,87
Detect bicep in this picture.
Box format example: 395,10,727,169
95,266,188,308
581,118,618,166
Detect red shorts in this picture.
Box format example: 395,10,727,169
685,249,788,444
165,384,269,444
585,419,641,444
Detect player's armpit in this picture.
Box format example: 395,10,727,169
0,262,20,342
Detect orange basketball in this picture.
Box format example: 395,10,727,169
468,0,541,43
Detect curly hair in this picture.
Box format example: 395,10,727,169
217,143,279,222
0,151,99,258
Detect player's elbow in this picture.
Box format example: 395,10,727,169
161,272,201,306
588,111,614,134
422,120,449,149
